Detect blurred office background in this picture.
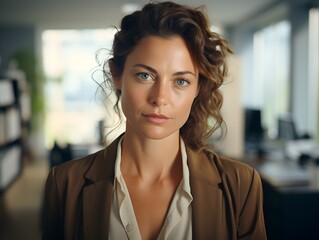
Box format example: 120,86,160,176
0,0,319,239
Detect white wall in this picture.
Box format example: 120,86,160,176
216,55,244,159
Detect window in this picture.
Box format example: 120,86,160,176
308,8,319,142
251,20,291,138
42,29,116,147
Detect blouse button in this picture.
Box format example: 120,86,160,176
126,223,133,232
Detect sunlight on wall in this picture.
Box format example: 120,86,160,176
42,29,117,148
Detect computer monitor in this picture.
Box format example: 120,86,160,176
277,115,298,140
244,108,264,144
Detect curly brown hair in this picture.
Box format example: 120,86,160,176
103,1,232,151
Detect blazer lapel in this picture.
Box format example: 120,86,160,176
82,180,113,239
82,137,120,240
187,148,223,239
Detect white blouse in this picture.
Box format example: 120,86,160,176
108,137,193,240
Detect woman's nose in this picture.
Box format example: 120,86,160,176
149,81,168,106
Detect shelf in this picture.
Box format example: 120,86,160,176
0,76,26,194
0,145,22,193
0,102,19,111
0,78,18,107
0,138,21,149
0,107,22,146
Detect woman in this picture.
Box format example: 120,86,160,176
42,1,267,239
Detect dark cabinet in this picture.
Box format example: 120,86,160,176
262,176,319,240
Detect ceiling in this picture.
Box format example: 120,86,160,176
0,0,277,29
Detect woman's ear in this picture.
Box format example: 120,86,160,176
109,59,122,90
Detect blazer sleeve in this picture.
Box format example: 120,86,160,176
238,169,267,240
42,167,64,240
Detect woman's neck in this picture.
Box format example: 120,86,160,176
120,131,181,183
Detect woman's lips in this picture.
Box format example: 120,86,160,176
142,113,170,123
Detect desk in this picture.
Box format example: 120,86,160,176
262,177,319,240
244,153,319,240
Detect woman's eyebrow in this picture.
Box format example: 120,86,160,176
133,64,157,74
133,64,195,77
173,71,196,77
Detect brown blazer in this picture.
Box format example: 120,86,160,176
42,136,267,240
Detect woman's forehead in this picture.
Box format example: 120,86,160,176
125,35,198,74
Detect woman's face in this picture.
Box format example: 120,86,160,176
114,35,199,140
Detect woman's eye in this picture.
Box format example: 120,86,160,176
176,79,190,86
137,72,152,80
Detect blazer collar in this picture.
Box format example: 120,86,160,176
84,135,121,183
187,148,223,239
186,148,221,184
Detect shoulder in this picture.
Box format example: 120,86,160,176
213,153,261,186
47,136,120,189
187,148,261,188
211,153,263,203
189,148,258,182
213,154,257,181
47,136,121,189
49,149,104,186
54,150,103,176
190,148,262,196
